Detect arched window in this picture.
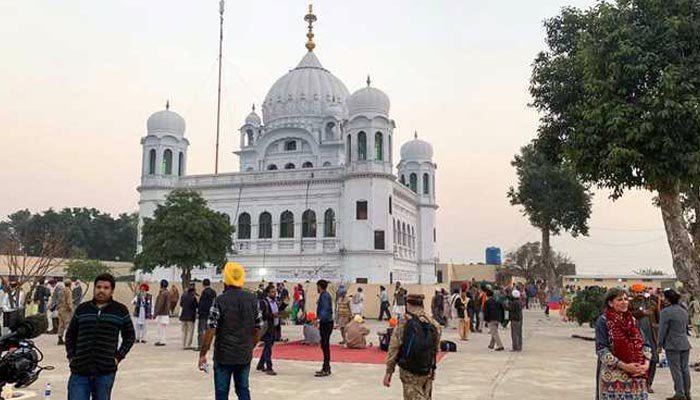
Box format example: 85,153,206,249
267,164,278,170
163,149,173,175
258,212,272,239
358,131,367,160
346,134,352,163
324,209,336,237
375,132,383,160
280,211,294,238
423,173,430,194
246,129,254,146
284,140,297,151
325,122,336,140
284,163,295,170
178,152,185,176
302,161,313,168
302,210,317,238
323,161,332,167
400,175,406,185
148,149,156,175
402,222,407,245
409,173,418,192
237,213,251,239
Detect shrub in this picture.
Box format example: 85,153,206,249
567,286,606,326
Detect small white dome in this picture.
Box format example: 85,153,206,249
147,107,185,136
401,135,433,161
245,108,262,126
347,84,390,117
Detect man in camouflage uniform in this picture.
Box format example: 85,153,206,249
384,293,441,400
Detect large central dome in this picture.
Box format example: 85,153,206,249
261,51,349,124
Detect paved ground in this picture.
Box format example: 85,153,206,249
19,309,700,399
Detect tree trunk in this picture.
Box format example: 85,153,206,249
541,227,558,290
658,186,700,297
181,268,192,291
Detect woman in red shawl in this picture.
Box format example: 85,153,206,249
595,288,651,400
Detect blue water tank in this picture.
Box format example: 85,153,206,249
485,247,502,265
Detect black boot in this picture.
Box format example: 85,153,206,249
51,318,59,334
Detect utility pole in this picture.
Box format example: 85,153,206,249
214,0,225,174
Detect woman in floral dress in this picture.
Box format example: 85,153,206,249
595,288,651,400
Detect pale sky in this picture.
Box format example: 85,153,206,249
0,0,672,275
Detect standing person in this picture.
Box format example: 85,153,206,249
449,289,460,329
131,283,152,343
33,278,50,316
431,290,445,326
483,288,504,351
454,290,469,341
441,289,451,328
595,288,650,400
169,285,180,317
393,282,407,320
315,279,333,377
630,288,659,393
659,289,691,400
378,286,391,321
688,296,700,338
180,286,199,350
49,280,62,335
57,279,75,346
198,262,261,400
508,289,523,352
72,279,83,309
256,285,279,375
384,294,441,400
337,291,352,345
197,279,217,351
65,273,135,400
154,280,170,346
350,287,364,317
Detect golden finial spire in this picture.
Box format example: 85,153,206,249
304,4,317,52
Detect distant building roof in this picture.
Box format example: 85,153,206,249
563,274,676,281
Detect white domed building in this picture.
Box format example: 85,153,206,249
137,9,438,284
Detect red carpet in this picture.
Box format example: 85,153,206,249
253,340,447,365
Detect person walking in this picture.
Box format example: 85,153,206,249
197,279,217,351
431,290,446,326
315,279,333,377
508,289,523,352
33,278,50,316
688,296,700,338
48,280,62,335
180,286,198,350
57,278,75,346
393,282,407,320
384,294,441,400
154,280,170,346
378,286,391,321
337,292,352,345
72,279,83,309
659,289,691,400
483,288,504,351
454,291,469,341
350,287,364,317
131,283,152,343
65,273,135,400
199,262,262,400
256,285,279,375
168,285,180,317
595,288,650,400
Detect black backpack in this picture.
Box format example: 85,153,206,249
440,340,457,352
398,315,438,376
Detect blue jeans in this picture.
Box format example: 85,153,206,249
256,332,274,371
67,373,116,400
214,362,250,400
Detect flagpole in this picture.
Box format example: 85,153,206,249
214,0,225,174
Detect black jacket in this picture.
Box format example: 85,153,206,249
198,287,217,319
65,299,135,376
179,293,198,322
483,297,503,323
211,287,262,365
507,298,523,322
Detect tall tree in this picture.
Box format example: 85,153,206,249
508,143,592,288
531,0,700,296
134,190,233,288
505,242,543,282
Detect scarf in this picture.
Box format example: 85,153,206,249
604,307,645,365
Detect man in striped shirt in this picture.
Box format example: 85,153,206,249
65,273,135,400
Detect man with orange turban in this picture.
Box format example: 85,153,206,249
198,262,262,400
